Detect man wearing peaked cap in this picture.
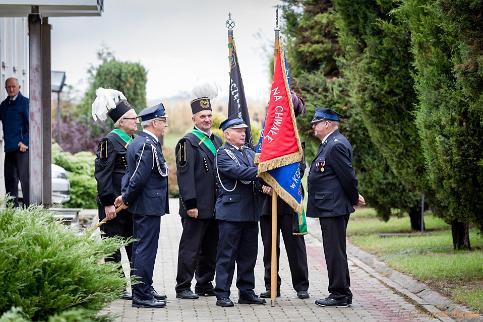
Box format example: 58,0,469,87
213,117,265,307
307,106,365,308
174,91,222,299
115,102,169,309
93,88,138,301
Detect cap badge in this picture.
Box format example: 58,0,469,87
200,99,210,109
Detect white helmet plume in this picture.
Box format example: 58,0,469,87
91,87,127,121
192,82,218,100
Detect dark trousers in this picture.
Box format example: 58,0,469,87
319,215,352,300
99,208,133,271
175,217,218,292
214,220,258,299
132,213,161,300
260,214,309,292
4,150,29,207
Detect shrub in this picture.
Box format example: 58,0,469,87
0,205,125,321
52,145,97,209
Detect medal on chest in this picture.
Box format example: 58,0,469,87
315,159,325,172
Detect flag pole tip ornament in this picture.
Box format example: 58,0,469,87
190,82,218,115
311,107,343,124
92,87,133,123
219,117,248,131
226,12,235,30
138,103,167,122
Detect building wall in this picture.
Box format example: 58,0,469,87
0,17,29,197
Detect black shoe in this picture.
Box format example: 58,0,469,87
151,288,167,301
347,297,352,306
297,290,310,299
259,290,280,298
216,297,234,307
176,289,199,299
315,297,348,307
238,293,266,305
121,290,132,300
132,296,166,308
195,288,216,297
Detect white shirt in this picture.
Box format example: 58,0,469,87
321,129,337,144
143,129,158,143
194,126,212,137
9,94,18,101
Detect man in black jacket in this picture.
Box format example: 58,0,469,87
94,93,138,300
174,94,222,299
259,92,309,300
307,107,365,308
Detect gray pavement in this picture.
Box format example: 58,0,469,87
102,199,447,322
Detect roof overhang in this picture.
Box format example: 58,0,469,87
0,0,103,17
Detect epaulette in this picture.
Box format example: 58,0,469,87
99,138,109,160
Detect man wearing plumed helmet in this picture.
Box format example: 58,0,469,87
92,88,138,301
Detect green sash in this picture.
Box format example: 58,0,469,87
110,128,133,145
296,208,308,235
191,129,216,156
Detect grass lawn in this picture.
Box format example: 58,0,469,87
348,208,483,313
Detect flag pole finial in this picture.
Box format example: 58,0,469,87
275,5,280,31
226,12,235,30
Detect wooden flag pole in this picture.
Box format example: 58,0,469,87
270,190,278,307
270,6,280,307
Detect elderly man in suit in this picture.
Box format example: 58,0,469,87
213,117,266,307
307,107,365,308
115,103,169,308
0,77,29,207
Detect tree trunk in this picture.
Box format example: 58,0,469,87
408,206,424,231
451,220,471,250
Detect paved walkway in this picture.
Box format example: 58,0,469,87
103,199,443,322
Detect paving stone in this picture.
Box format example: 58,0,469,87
101,199,457,321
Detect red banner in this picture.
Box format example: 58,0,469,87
257,48,302,173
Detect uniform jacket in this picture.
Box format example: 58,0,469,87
94,131,130,206
306,130,358,218
0,92,29,152
215,143,260,222
175,131,222,219
121,131,169,216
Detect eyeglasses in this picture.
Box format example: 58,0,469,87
122,117,138,120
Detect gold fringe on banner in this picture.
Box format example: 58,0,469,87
260,171,303,214
257,151,302,174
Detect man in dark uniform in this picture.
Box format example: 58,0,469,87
214,117,265,307
306,107,365,307
259,92,310,300
115,103,169,309
93,91,138,300
175,94,222,299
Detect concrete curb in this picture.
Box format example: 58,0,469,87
306,218,481,322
